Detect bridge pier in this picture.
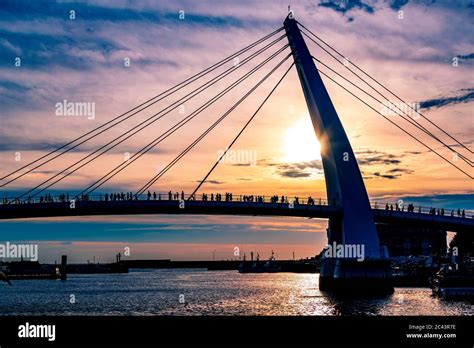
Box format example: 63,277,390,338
319,258,393,295
319,219,393,295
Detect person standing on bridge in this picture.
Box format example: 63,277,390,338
181,191,185,200
168,191,172,200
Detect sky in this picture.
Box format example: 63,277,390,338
0,0,473,262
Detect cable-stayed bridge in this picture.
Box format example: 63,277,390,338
1,193,472,234
1,14,472,293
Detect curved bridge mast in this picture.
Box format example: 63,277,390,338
284,15,393,294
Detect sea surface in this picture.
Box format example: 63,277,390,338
0,269,472,316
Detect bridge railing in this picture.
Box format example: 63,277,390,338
1,192,472,218
0,192,330,206
370,201,474,219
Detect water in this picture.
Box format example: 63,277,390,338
0,269,472,316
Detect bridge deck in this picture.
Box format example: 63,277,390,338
0,199,472,232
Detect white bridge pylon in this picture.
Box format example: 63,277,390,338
284,16,384,259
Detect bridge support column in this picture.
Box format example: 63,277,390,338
319,258,393,295
284,15,393,295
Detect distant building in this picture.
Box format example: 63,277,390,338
376,224,447,257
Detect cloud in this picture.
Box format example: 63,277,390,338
364,167,414,179
355,149,402,166
356,149,414,179
0,132,170,155
317,0,412,21
389,0,410,11
197,180,224,185
404,150,423,155
259,159,323,179
206,180,224,185
277,160,324,171
457,53,474,60
419,88,474,110
278,170,312,178
386,168,414,174
0,138,75,152
318,0,375,15
0,0,248,28
372,171,398,179
260,152,413,180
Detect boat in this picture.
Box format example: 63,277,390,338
238,251,282,273
2,260,64,280
429,264,474,300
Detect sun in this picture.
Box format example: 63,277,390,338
282,118,322,163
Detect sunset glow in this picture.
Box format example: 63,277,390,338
0,0,472,263
282,118,322,163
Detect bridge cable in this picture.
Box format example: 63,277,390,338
310,54,473,170
89,54,291,195
9,41,289,202
298,21,472,155
188,64,295,199
78,53,292,198
313,60,473,179
3,32,286,190
0,26,285,185
137,61,294,197
301,30,472,167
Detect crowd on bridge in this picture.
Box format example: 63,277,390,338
385,203,418,212
1,191,471,219
384,202,466,217
164,191,321,205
